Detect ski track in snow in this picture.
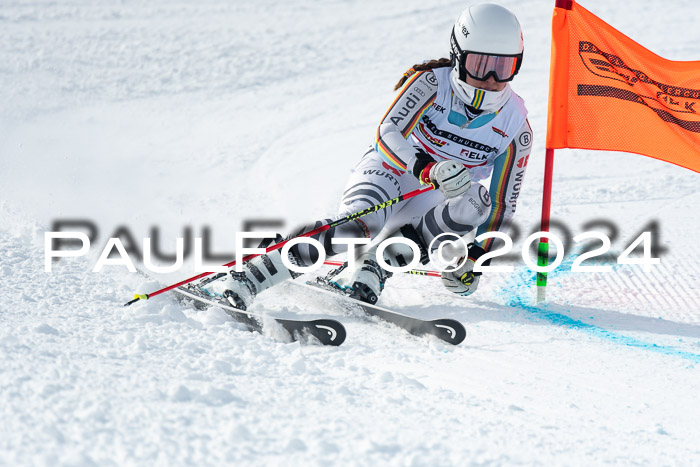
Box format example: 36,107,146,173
3,222,700,465
1,0,700,465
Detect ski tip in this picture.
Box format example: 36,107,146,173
310,319,347,346
431,319,467,345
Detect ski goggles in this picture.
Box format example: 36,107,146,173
462,52,522,83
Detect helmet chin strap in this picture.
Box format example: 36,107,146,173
449,69,512,114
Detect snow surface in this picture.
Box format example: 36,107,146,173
1,0,699,465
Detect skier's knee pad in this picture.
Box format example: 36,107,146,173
447,182,492,228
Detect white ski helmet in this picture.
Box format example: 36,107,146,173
449,4,524,112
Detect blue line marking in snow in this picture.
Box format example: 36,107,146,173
503,261,700,364
507,297,700,364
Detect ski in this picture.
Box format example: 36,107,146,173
299,278,466,345
173,283,346,346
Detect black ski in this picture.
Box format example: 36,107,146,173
173,284,346,346
299,279,466,345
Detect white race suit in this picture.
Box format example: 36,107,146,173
290,66,532,266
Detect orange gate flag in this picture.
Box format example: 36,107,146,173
547,0,700,172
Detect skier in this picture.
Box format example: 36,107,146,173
203,3,532,309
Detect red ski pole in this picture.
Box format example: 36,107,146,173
323,260,442,278
124,184,436,306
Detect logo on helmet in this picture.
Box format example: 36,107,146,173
450,32,460,59
461,25,470,38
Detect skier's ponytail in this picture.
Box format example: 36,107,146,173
393,58,452,91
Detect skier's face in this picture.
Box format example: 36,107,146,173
465,75,507,92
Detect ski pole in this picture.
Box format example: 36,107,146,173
124,183,436,306
323,260,442,278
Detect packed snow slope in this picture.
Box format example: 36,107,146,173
1,0,699,465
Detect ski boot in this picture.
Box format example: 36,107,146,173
201,248,301,310
326,225,429,304
326,249,392,305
